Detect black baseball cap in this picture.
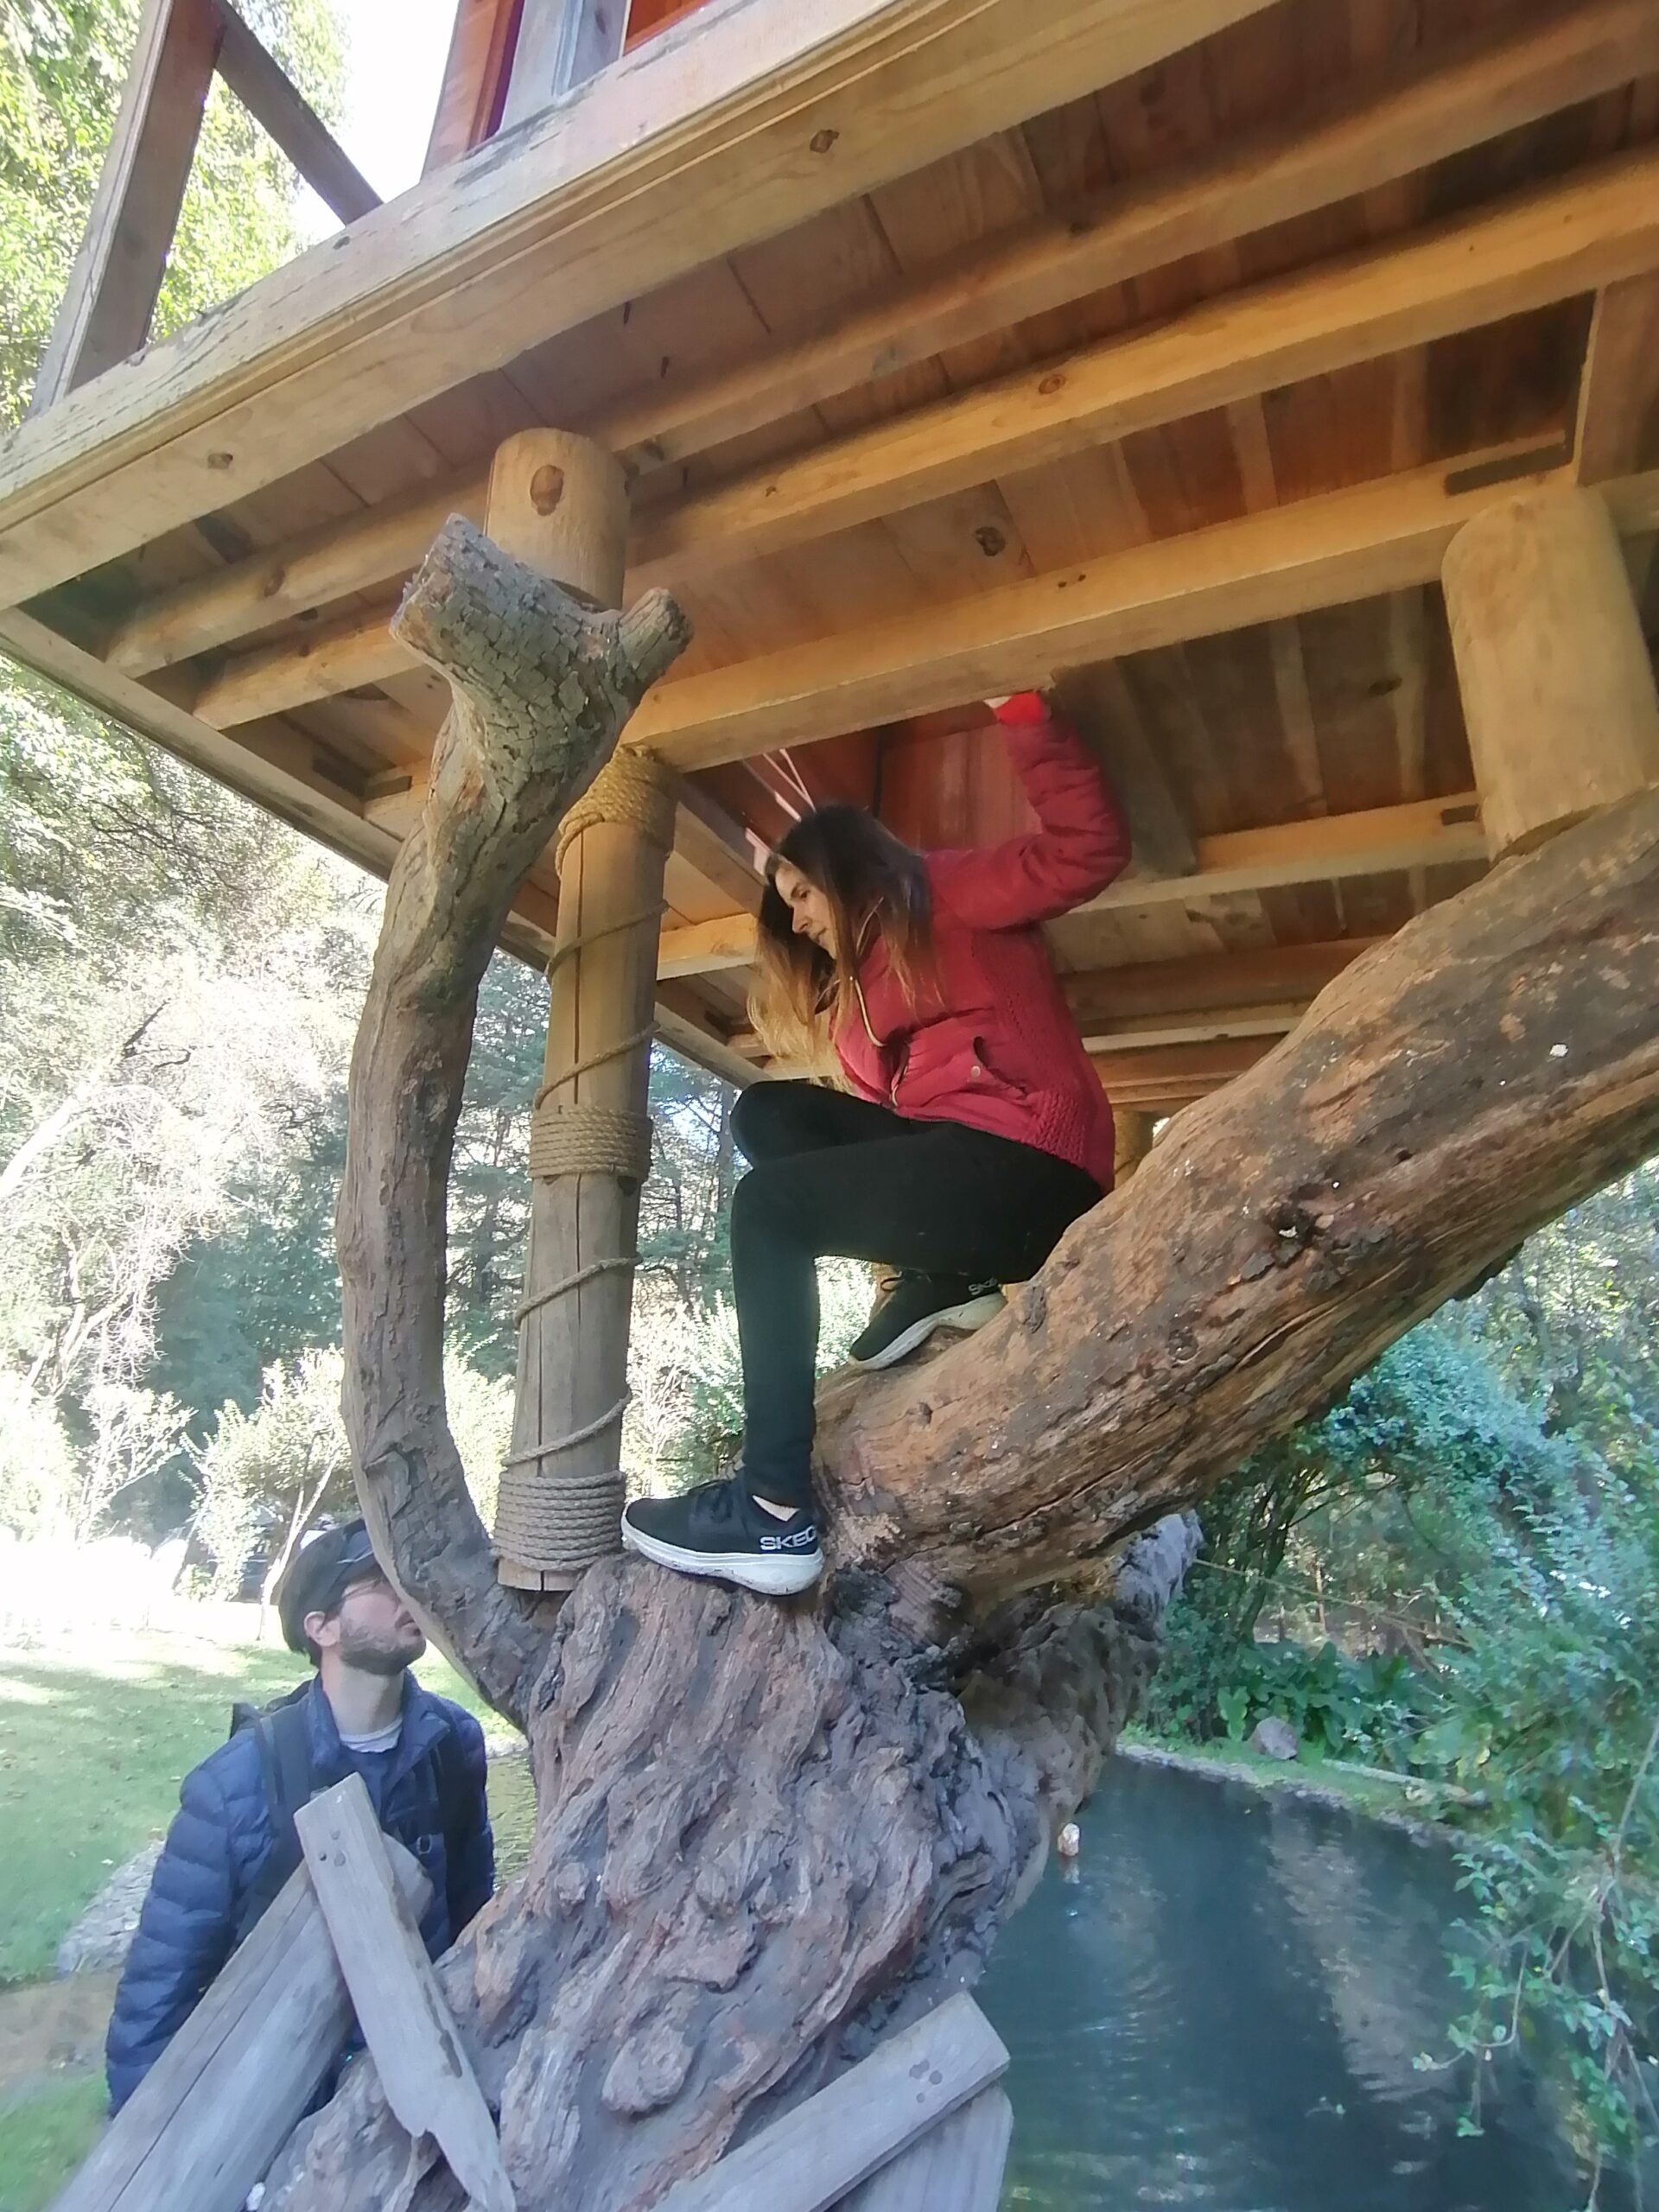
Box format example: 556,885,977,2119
275,1519,385,1655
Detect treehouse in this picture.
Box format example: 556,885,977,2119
12,4,1659,2205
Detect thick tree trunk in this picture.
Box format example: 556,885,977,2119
308,503,1659,2211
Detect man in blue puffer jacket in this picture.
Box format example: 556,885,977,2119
105,1520,494,2111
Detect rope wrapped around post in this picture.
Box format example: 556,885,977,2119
495,748,677,1580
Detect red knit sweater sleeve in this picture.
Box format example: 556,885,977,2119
929,692,1131,929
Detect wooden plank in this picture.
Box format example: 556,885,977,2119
600,0,1659,483
51,1845,429,2212
658,911,760,977
213,3,381,223
0,0,1280,607
499,0,629,130
208,448,1644,737
195,599,404,726
119,92,1659,670
665,804,1472,981
104,469,485,674
656,1994,1008,2212
1077,1000,1313,1050
625,460,1587,769
1090,1035,1272,1090
294,1777,514,2212
626,149,1659,588
1575,272,1659,484
1063,937,1376,1025
836,2085,1013,2212
29,0,223,415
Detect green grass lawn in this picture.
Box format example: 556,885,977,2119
0,1604,532,2212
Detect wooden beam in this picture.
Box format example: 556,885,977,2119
105,469,484,675
0,0,1280,607
666,806,1474,988
499,0,628,130
1575,273,1659,484
112,97,1659,676
203,451,1592,736
658,911,760,979
29,0,223,416
1063,938,1377,1025
625,461,1585,769
1078,1001,1312,1052
1090,1036,1273,1092
194,598,404,727
626,149,1659,590
213,3,380,222
599,0,1659,483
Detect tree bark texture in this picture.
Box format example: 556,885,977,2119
334,513,690,1725
320,500,1659,2209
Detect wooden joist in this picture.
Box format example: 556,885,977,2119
1062,938,1378,1026
626,464,1651,771
0,0,1281,608
100,71,1659,679
664,810,1464,984
626,149,1659,592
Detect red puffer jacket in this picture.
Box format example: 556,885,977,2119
834,693,1130,1189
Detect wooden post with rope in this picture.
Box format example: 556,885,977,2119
486,429,677,1592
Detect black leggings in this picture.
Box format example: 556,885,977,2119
728,1081,1102,1510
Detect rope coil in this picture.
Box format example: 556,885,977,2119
554,750,676,874
496,748,676,1578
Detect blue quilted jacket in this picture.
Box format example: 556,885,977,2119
105,1673,494,2111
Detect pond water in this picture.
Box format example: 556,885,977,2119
976,1757,1607,2212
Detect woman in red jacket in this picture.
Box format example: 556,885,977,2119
622,692,1130,1596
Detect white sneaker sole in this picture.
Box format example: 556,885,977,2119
620,1516,823,1597
850,1290,1007,1371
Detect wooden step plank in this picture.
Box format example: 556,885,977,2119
835,2084,1014,2212
294,1775,514,2212
656,1994,1008,2212
51,1844,429,2212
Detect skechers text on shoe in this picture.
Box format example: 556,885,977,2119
621,1476,823,1597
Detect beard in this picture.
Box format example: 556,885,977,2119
334,1614,427,1675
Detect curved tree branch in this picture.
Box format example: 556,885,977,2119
336,516,691,1727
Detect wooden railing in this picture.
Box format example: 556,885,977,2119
30,0,378,417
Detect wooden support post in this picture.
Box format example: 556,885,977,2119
30,0,222,415
1443,485,1659,857
487,430,672,1592
1112,1108,1157,1184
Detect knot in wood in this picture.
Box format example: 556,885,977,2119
530,461,567,516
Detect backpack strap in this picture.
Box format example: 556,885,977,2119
232,1690,315,1944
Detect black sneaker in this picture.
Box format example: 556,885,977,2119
849,1272,1006,1370
620,1476,823,1597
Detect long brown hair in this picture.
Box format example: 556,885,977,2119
750,805,936,1064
